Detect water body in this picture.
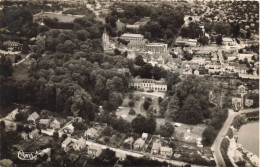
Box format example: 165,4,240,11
238,121,259,156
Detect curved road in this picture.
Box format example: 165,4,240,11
211,108,259,167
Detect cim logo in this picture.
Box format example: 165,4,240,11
18,150,38,160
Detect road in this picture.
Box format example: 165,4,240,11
85,140,208,167
211,108,259,167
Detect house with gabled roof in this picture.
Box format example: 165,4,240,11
27,112,40,124
29,129,39,139
49,119,61,129
88,145,102,157
73,138,86,151
84,128,99,139
21,132,28,140
39,119,50,129
62,137,73,151
133,138,145,151
160,147,173,157
151,142,161,155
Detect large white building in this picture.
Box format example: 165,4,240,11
120,33,144,41
146,43,168,53
129,78,167,92
102,28,110,51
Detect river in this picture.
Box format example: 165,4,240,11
237,121,259,157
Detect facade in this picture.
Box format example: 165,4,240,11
151,143,161,154
232,97,242,108
129,78,167,92
146,43,168,53
133,138,145,150
88,145,102,157
29,129,39,139
84,128,98,139
27,112,40,124
61,124,74,134
238,85,247,94
160,147,173,157
120,33,144,41
73,138,86,151
222,37,235,46
102,28,110,51
127,40,147,50
62,137,73,151
49,119,61,129
245,99,254,107
39,119,50,128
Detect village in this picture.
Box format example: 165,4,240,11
0,0,259,167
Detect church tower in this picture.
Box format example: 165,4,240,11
102,28,110,51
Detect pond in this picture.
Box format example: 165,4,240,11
237,121,259,156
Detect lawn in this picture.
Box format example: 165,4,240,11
12,62,29,81
115,91,165,122
108,133,126,148
172,123,207,144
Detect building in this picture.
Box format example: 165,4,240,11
232,97,242,108
151,142,161,154
39,119,50,129
120,33,144,42
73,138,86,151
123,137,134,149
146,43,168,53
49,119,61,129
5,109,18,121
129,78,167,92
62,137,73,150
84,128,98,139
222,37,235,46
88,145,102,157
102,28,110,51
245,99,253,107
127,40,147,50
141,133,148,140
160,147,173,157
21,132,28,140
29,129,39,139
238,85,247,94
234,65,248,74
61,124,74,134
133,138,145,150
27,112,40,124
238,53,254,62
39,148,51,161
2,40,22,51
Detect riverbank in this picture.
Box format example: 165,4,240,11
225,111,259,167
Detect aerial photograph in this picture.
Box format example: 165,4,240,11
0,0,259,166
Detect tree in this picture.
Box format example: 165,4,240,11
131,115,146,134
53,131,59,140
15,112,27,122
140,63,153,79
158,97,163,104
197,36,209,46
128,100,135,108
0,120,5,131
135,55,145,66
129,109,136,115
246,31,251,39
22,41,30,54
179,95,204,125
166,95,180,120
202,126,217,146
14,55,22,63
114,48,121,55
216,35,223,45
159,122,174,137
102,126,113,136
143,98,151,110
183,50,193,61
